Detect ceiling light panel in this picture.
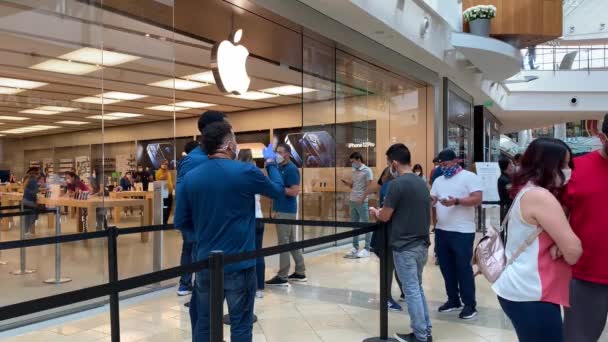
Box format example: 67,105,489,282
20,106,78,115
57,120,89,125
261,85,317,96
0,86,24,95
59,48,140,66
149,79,208,90
227,91,279,100
30,60,102,75
98,92,147,100
185,71,216,84
73,97,121,105
146,105,189,112
173,101,214,108
0,77,48,89
105,112,142,118
87,115,121,120
0,116,29,121
1,125,59,134
20,109,57,115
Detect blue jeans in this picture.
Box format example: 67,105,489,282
435,229,476,307
255,221,265,290
191,267,256,342
498,296,562,342
350,201,371,249
179,238,194,288
393,245,432,341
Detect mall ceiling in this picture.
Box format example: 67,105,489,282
0,0,393,138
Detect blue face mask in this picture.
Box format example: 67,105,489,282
352,162,360,170
441,165,462,179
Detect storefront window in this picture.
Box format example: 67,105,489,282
447,90,473,168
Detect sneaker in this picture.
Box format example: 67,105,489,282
255,290,264,299
427,334,433,342
177,285,192,296
344,248,359,258
438,301,462,313
394,332,426,342
388,298,403,312
184,302,190,308
356,249,370,258
459,306,478,320
287,273,308,283
265,276,289,287
399,294,406,302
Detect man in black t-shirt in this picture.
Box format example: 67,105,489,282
497,157,514,222
134,165,152,191
370,143,432,342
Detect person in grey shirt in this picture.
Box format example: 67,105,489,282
342,152,374,258
370,143,432,342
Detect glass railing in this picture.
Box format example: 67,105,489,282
520,44,608,71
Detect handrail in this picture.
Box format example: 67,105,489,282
0,219,389,342
520,45,608,71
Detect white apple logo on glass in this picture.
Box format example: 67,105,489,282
212,29,250,95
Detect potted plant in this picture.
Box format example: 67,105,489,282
463,4,497,37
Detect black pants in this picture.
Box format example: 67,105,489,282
435,229,476,307
564,278,608,342
163,193,173,225
498,296,562,342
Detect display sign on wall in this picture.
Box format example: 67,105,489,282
273,120,376,168
136,137,193,170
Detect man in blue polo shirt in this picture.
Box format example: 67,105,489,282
265,143,306,286
175,111,226,300
175,120,285,342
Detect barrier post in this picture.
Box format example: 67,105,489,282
44,207,71,284
363,223,396,342
107,226,121,342
11,203,36,275
209,251,224,342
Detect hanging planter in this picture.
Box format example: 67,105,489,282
463,5,497,37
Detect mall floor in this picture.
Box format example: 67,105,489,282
1,213,607,342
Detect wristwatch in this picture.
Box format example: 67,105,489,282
455,198,460,206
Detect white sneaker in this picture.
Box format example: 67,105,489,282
344,248,359,258
356,249,370,258
255,290,264,299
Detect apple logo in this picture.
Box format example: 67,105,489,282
211,29,250,95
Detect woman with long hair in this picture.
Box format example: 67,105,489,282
238,149,266,298
412,164,426,182
492,137,582,342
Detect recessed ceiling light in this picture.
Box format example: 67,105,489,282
146,105,189,112
57,120,89,125
30,60,102,75
149,79,208,90
0,116,29,121
173,101,214,108
98,92,147,100
227,91,279,100
60,47,140,66
86,115,121,120
105,112,143,118
0,86,24,95
185,71,216,84
261,85,317,96
0,125,59,134
0,77,48,89
20,109,57,115
73,97,121,105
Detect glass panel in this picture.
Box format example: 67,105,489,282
447,90,472,169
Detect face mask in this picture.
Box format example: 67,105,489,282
389,163,399,178
276,154,285,164
562,168,572,185
233,145,240,161
352,162,360,170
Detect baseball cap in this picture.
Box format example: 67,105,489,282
437,149,457,162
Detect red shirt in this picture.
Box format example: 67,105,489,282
563,151,608,285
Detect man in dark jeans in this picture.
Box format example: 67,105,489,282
174,121,285,342
430,149,483,320
497,157,514,222
563,114,608,342
175,111,227,302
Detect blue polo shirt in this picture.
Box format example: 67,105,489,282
175,146,208,241
272,161,300,214
174,159,285,273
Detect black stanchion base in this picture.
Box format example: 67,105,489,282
362,338,398,342
223,313,258,325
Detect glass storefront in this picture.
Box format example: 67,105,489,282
0,0,433,327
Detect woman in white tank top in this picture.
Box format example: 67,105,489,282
492,138,582,342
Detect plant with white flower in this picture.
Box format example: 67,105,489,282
463,5,497,22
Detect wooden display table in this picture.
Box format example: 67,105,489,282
109,191,154,228
0,184,22,193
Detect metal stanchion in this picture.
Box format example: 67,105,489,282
11,203,36,275
363,224,396,342
209,251,225,342
108,226,121,342
44,207,71,284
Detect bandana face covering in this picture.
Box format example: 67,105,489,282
441,165,462,179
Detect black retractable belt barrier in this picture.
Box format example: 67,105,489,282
0,205,23,211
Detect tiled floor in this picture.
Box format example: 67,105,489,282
2,243,606,342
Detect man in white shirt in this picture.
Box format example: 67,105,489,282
430,149,482,320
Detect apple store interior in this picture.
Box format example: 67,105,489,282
0,0,435,328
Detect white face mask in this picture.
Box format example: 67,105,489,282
562,168,572,185
276,154,285,164
389,164,399,178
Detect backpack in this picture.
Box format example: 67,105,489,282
474,189,543,283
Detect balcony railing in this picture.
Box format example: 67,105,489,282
520,45,608,71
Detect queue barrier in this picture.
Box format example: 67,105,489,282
0,218,395,342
